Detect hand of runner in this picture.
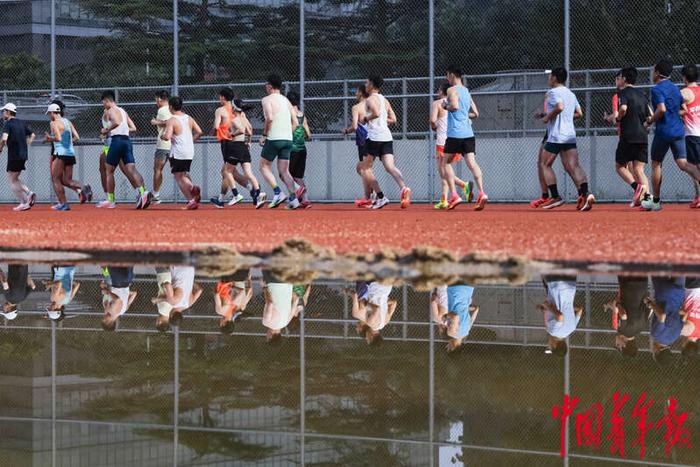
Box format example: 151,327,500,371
534,111,546,120
603,112,615,124
43,132,51,143
259,136,266,146
2,282,8,290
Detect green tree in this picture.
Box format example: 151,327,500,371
0,53,48,90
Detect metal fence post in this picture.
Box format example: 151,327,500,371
564,0,570,75
173,325,180,466
299,0,305,111
300,307,306,465
402,285,408,338
402,78,408,139
428,0,435,202
343,80,349,133
50,0,56,96
590,130,597,195
584,70,591,133
51,320,57,467
173,0,179,95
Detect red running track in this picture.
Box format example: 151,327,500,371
0,203,697,266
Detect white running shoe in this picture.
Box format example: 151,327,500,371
268,192,288,209
228,193,245,206
640,198,662,211
96,200,116,209
256,192,268,209
371,197,390,209
12,203,31,212
286,198,300,210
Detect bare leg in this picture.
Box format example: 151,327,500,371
153,157,166,194
231,166,250,188
174,172,195,200
8,172,28,204
537,144,548,194
356,161,372,199
105,164,117,195
540,150,558,187
651,161,662,199
61,165,82,192
276,159,296,194
380,154,406,189
51,159,67,204
632,162,649,192
560,149,588,187
99,153,108,194
676,158,700,183
437,157,449,200
615,163,635,186
122,163,145,189
221,164,237,195
463,153,484,193
241,162,260,191
445,155,458,195
259,159,278,189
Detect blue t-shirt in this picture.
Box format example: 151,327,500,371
545,279,580,339
447,284,474,338
650,80,685,141
447,86,474,139
2,118,33,161
650,276,685,346
546,86,579,144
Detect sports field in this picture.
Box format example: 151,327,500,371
0,203,696,267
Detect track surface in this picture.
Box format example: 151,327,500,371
0,203,697,266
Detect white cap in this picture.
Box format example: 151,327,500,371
1,103,17,113
47,310,62,320
0,311,18,320
46,103,61,114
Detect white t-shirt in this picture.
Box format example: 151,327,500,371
170,266,195,309
545,280,580,339
546,86,579,144
156,106,172,150
367,283,392,331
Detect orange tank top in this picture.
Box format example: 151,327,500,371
216,105,235,141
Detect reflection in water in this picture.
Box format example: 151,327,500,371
0,263,698,466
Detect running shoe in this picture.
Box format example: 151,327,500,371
27,192,36,207
371,197,389,209
355,197,373,208
464,181,475,203
136,193,143,210
96,200,116,209
255,192,268,209
79,189,88,204
228,193,244,206
541,197,564,209
689,197,700,209
286,198,300,210
400,187,412,209
530,197,548,209
575,196,585,211
474,192,488,211
210,197,225,208
446,193,462,210
640,198,662,211
295,184,306,200
434,200,448,210
185,199,199,210
12,203,30,212
191,186,201,204
268,192,288,209
141,191,154,210
300,200,312,209
51,203,71,211
580,193,595,212
631,184,645,208
152,194,162,205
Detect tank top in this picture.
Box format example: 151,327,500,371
53,266,75,306
366,94,393,142
684,288,700,339
216,104,234,141
447,86,474,139
263,283,294,330
684,85,700,137
101,117,112,147
291,113,306,152
170,114,194,161
110,286,130,315
230,113,246,142
267,94,293,141
109,107,130,137
367,283,392,331
54,117,74,156
435,112,448,146
171,266,195,309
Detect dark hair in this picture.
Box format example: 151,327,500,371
682,341,698,359
446,65,463,77
267,332,283,346
156,320,170,333
551,339,568,357
367,331,383,347
287,91,300,107
619,339,638,358
617,67,638,85
102,319,117,332
219,87,235,101
654,347,673,366
170,311,183,327
266,74,283,90
168,96,183,112
154,90,170,100
682,64,698,83
101,90,116,102
551,67,568,84
654,59,674,78
51,99,66,117
219,320,236,335
232,98,253,112
357,84,369,98
439,82,451,96
367,74,383,89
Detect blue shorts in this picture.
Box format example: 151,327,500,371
106,135,135,166
686,135,700,165
107,266,134,288
651,135,686,163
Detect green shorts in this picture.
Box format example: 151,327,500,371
262,139,293,161
543,142,577,155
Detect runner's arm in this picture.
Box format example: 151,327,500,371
644,297,665,322
44,120,61,142
160,118,174,141
70,122,80,143
303,116,312,140
190,118,203,142
469,304,480,323
0,132,7,152
69,282,81,302
444,88,459,112
126,116,137,133
387,299,398,321
647,102,666,124
189,282,203,307
469,98,479,119
27,275,36,290
430,101,440,130
212,108,222,136
386,99,397,125
343,106,360,134
127,290,138,308
261,99,272,141
363,96,378,123
680,88,694,116
290,102,299,132
0,268,7,289
101,108,121,135
573,104,583,120
542,101,564,123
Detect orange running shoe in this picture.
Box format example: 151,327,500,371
355,197,372,208
400,187,412,209
689,197,700,209
447,193,463,210
576,195,585,211
541,197,564,210
475,193,488,211
530,197,548,208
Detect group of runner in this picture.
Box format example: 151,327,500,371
1,61,699,211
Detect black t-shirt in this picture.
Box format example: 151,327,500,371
2,118,33,161
617,276,648,338
2,265,32,305
617,87,650,144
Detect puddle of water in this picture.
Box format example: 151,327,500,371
0,259,698,466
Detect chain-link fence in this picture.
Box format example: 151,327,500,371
1,1,698,204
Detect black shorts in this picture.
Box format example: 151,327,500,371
444,137,475,156
7,159,26,173
289,149,307,179
170,158,192,173
615,141,648,165
541,131,548,145
365,139,393,160
221,140,251,165
686,136,700,165
53,155,76,166
357,144,367,162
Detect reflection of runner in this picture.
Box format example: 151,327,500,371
680,277,700,359
153,266,202,332
45,266,80,322
431,284,479,352
101,266,136,331
539,275,582,357
0,264,35,320
646,276,685,365
606,276,649,357
262,270,303,344
215,269,253,334
349,282,397,345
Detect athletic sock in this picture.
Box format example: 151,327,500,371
153,191,160,198
138,186,146,196
107,193,115,202
273,186,281,195
232,188,239,197
579,183,589,197
541,192,549,199
377,191,384,199
289,194,296,201
294,182,301,190
218,194,225,202
548,185,559,199
653,196,660,203
251,189,259,204
630,182,638,191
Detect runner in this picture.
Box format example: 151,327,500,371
0,264,36,320
214,269,253,334
0,103,36,211
341,84,380,207
430,81,472,209
45,265,80,322
442,66,487,210
211,88,251,208
606,275,649,357
153,265,202,332
101,266,136,331
535,67,596,211
44,103,91,211
349,281,396,346
646,276,685,365
160,96,203,210
531,98,555,208
149,90,172,204
680,276,700,359
262,270,301,344
680,64,700,208
287,91,312,208
98,90,153,210
642,60,700,211
362,74,411,209
602,67,651,207
260,74,300,209
430,284,479,353
538,275,582,357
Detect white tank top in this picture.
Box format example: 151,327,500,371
267,94,293,141
109,107,130,137
170,114,194,160
366,94,393,142
263,283,294,330
367,283,392,331
171,266,195,309
111,287,130,316
231,114,246,142
436,113,448,146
